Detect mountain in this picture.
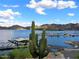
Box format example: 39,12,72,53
8,25,26,30
41,23,79,30
0,23,79,30
0,25,27,30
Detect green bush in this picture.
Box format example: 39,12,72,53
75,53,79,59
9,48,32,59
0,56,9,59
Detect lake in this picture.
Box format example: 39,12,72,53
13,30,79,48
0,30,79,55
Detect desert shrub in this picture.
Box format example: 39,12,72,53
9,48,32,59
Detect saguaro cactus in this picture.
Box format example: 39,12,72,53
29,21,49,58
39,30,49,58
29,21,38,58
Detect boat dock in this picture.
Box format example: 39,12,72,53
0,39,28,50
65,40,79,48
48,45,64,51
38,33,79,37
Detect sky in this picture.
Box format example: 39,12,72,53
0,0,79,27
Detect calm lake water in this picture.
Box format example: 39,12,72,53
13,30,79,48
0,30,79,55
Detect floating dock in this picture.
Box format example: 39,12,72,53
0,39,28,50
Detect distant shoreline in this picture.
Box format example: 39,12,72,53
0,23,79,30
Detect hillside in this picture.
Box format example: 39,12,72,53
0,23,79,30
41,23,79,30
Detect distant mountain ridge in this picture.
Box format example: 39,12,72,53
0,23,79,30
41,23,79,30
0,25,27,30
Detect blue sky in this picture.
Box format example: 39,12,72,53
0,0,79,27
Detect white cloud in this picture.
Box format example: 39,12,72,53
0,9,21,27
26,0,37,8
0,18,13,27
26,0,78,15
0,19,9,23
13,22,31,27
36,7,46,15
0,20,31,27
67,13,75,16
0,9,21,20
11,21,41,27
67,1,78,8
57,1,78,9
0,20,41,27
38,0,57,8
3,5,19,8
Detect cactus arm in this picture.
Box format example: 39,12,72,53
39,30,49,58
